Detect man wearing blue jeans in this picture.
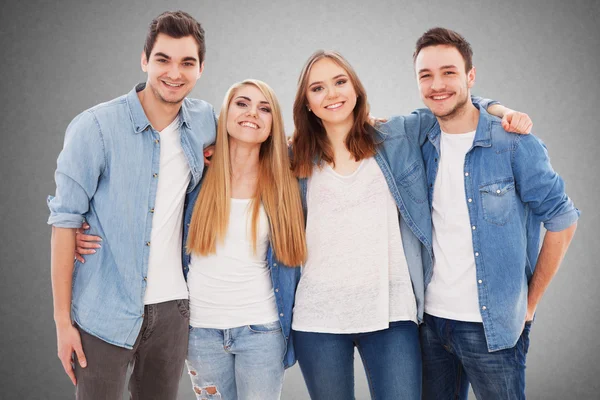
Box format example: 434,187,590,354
47,11,216,399
411,28,579,399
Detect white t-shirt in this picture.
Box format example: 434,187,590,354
292,157,417,334
188,199,279,329
425,130,482,322
144,117,191,305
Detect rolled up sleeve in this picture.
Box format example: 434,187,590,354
47,111,106,228
512,134,580,232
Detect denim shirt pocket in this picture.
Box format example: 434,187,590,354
479,178,516,226
397,160,427,204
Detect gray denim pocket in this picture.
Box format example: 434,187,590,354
247,320,282,334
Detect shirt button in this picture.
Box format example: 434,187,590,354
153,173,158,178
472,226,476,230
468,198,472,203
496,189,501,194
154,139,160,144
478,279,483,284
273,263,278,267
275,288,279,292
465,172,469,176
150,208,154,213
146,241,151,246
475,252,479,257
142,313,145,318
143,276,147,281
279,313,284,317
482,306,487,310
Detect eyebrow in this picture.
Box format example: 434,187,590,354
308,74,348,87
418,65,458,74
153,52,198,62
234,96,270,105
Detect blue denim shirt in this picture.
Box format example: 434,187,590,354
181,182,301,369
418,104,580,351
47,83,217,349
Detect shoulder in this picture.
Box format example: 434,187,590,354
183,97,216,119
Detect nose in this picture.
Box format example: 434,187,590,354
167,63,181,80
325,84,339,100
246,106,258,118
431,73,445,91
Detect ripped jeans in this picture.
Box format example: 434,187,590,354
186,321,286,400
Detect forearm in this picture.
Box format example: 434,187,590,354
51,227,77,326
528,222,577,314
487,104,512,118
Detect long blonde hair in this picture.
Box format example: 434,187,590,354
187,79,307,266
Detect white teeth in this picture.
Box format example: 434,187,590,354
240,121,258,129
325,102,343,109
432,95,451,100
164,81,183,87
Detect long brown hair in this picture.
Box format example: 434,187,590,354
291,50,376,178
186,80,307,266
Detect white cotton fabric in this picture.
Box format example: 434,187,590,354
292,157,417,334
425,130,483,322
144,117,191,305
188,199,279,329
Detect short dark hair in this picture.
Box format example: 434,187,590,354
144,11,206,64
413,27,473,72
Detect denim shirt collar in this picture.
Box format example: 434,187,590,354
126,83,192,134
426,103,495,149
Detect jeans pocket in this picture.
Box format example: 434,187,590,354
247,320,282,334
479,178,515,226
176,299,190,319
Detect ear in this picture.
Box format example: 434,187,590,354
467,66,476,89
196,61,205,81
141,51,148,73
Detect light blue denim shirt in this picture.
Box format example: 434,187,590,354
181,182,301,369
417,104,580,351
47,83,217,349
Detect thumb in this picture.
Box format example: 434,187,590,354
73,340,87,368
501,116,510,131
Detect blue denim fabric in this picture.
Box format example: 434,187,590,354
47,83,217,349
298,98,496,324
417,104,579,351
420,314,531,400
182,181,301,369
186,321,286,400
294,321,421,400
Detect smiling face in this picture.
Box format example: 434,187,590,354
226,84,273,147
305,58,357,127
415,44,475,120
141,33,203,104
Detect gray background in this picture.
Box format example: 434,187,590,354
0,0,598,398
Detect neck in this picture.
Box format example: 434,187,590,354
229,140,261,181
137,84,182,131
323,116,354,156
437,101,479,134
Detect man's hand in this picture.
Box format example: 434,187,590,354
501,110,533,134
56,321,87,385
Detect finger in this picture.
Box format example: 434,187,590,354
75,254,86,263
501,116,510,131
60,354,77,386
76,238,101,248
509,114,521,131
74,341,87,369
76,248,96,255
82,223,90,230
76,234,102,243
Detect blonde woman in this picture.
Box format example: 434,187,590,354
76,79,306,400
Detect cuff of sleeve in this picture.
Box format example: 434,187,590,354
47,213,86,228
544,208,580,232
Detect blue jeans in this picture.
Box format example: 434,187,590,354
420,313,531,400
293,321,421,400
186,321,285,400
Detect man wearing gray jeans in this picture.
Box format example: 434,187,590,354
47,11,216,399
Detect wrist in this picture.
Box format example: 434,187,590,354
54,314,72,328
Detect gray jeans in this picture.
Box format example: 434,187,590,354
74,299,190,400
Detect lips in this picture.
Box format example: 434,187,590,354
429,93,453,101
324,101,344,110
239,121,259,129
161,80,184,88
